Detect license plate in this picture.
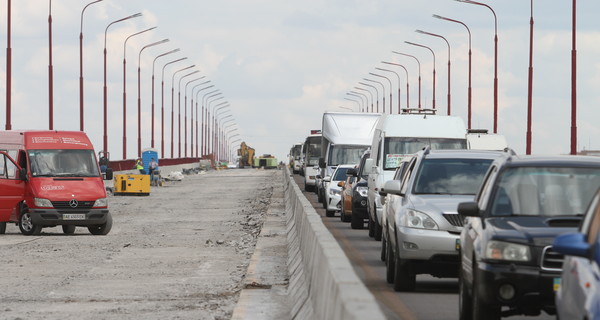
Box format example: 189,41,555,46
553,278,561,291
63,214,86,220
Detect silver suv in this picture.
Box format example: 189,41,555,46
381,148,503,291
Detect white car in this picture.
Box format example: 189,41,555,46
324,164,354,217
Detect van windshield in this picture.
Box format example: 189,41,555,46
304,136,321,166
329,145,367,166
29,149,100,177
383,137,467,170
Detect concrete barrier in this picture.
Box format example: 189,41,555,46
283,168,386,320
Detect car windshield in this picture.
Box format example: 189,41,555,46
29,149,100,177
413,158,493,195
304,137,321,166
383,137,467,170
333,167,351,181
329,145,367,166
491,166,600,217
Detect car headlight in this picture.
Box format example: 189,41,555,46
93,198,108,207
356,186,368,197
329,189,341,196
485,240,531,262
34,198,53,208
401,209,439,230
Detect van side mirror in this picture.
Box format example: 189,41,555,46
457,201,480,217
364,158,375,175
318,157,326,169
104,168,114,180
19,168,28,181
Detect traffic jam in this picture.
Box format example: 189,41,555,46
288,110,600,320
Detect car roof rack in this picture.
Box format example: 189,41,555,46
401,108,437,115
467,129,489,134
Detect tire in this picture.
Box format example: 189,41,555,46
340,201,347,222
386,233,395,284
472,266,500,320
88,213,112,235
62,225,76,234
19,207,42,236
393,252,416,292
373,205,382,241
368,214,374,237
325,209,335,217
380,230,387,262
459,269,473,320
0,222,6,234
350,211,363,229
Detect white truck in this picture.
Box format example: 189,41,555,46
302,131,322,191
288,143,303,174
363,110,467,240
317,112,381,203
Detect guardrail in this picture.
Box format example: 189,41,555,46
283,168,386,320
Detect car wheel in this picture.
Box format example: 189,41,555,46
0,222,6,234
472,266,500,320
62,225,76,234
325,209,335,217
322,195,327,209
374,218,382,241
393,251,416,292
459,269,473,320
317,189,323,202
350,211,363,229
368,214,375,237
386,232,395,284
19,207,41,236
88,213,112,235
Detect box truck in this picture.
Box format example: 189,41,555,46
317,112,381,203
302,130,322,191
0,131,113,235
364,110,467,239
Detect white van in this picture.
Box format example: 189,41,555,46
302,131,322,191
364,110,467,240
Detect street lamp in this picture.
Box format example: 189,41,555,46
190,81,211,157
122,27,156,159
49,0,54,130
79,0,103,131
344,97,361,111
353,87,374,112
382,61,410,111
433,14,472,127
364,78,386,113
201,90,220,155
217,113,233,161
358,82,379,113
103,12,142,154
212,105,230,157
456,0,498,133
206,97,226,156
527,0,534,154
151,48,180,149
571,0,577,155
393,52,421,109
160,57,187,158
416,30,451,115
138,38,169,157
347,92,366,112
177,71,200,157
170,65,195,158
405,41,436,110
194,85,215,157
370,72,393,114
183,77,205,157
375,67,401,113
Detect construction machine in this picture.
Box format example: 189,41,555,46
237,142,255,168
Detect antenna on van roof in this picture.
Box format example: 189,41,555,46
401,108,437,116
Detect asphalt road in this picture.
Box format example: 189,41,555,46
292,173,554,320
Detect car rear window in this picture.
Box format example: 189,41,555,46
413,158,493,195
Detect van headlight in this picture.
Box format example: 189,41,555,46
485,241,531,262
356,186,368,197
401,209,439,230
34,198,53,208
93,198,108,207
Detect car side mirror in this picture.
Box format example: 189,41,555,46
319,157,326,169
19,168,28,181
553,233,590,258
382,180,402,196
104,167,114,180
457,201,480,217
323,176,331,183
364,158,375,175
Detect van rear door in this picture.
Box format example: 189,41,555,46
0,152,26,222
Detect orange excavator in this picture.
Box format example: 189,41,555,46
237,142,255,168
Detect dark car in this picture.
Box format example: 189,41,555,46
348,150,370,229
457,154,600,319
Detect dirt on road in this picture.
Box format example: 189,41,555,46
0,169,280,320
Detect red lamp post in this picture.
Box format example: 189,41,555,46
393,52,421,109
370,72,393,114
433,15,472,127
194,85,215,157
151,49,180,149
201,90,220,155
358,82,379,113
170,65,195,158
382,61,410,111
416,30,451,115
48,0,54,129
405,41,436,110
79,0,103,132
375,68,401,114
526,0,534,155
160,57,187,158
177,71,200,157
189,81,211,157
354,87,374,112
571,0,577,155
183,77,205,157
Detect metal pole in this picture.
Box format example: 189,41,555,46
393,52,421,109
405,41,436,110
382,61,410,111
151,49,180,150
526,0,534,155
79,0,103,131
48,0,54,130
160,57,187,158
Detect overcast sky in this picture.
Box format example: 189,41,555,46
1,1,599,162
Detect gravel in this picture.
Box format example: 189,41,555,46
0,168,278,320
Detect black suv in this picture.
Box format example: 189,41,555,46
457,153,600,319
349,150,370,229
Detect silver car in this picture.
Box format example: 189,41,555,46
382,148,504,291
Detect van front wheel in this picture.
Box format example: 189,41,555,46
88,213,112,235
19,208,41,236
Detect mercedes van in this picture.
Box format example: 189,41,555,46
0,131,113,235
